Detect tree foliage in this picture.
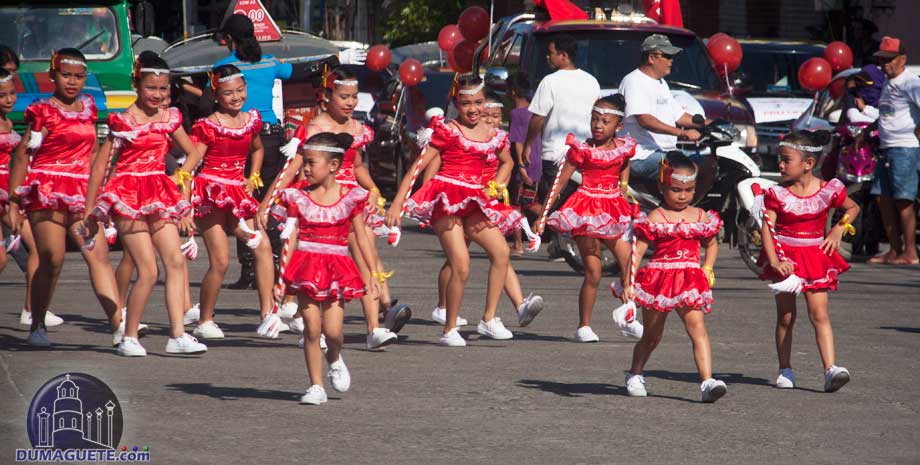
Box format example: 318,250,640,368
383,0,464,47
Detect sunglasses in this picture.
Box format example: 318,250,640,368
653,52,676,60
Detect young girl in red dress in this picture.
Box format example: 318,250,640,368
385,74,522,347
535,94,640,342
272,132,382,405
279,66,408,350
425,90,544,334
756,130,858,392
176,64,276,339
0,69,50,330
620,152,727,403
84,51,206,356
8,49,122,347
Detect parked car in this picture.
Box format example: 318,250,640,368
732,39,826,176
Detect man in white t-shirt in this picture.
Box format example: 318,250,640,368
869,36,920,265
618,34,705,182
521,34,601,211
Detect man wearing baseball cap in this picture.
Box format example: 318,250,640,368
618,34,706,183
870,36,920,265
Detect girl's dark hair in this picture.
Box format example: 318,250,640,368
211,64,244,91
233,35,262,64
596,93,626,113
0,68,11,82
484,89,501,103
304,132,353,163
134,51,170,83
664,150,697,174
50,48,86,74
453,74,483,99
0,45,18,70
782,130,832,160
507,72,531,100
325,66,357,90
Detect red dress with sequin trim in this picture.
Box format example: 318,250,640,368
276,186,368,302
547,134,636,240
191,109,262,219
0,129,21,214
632,210,722,313
16,95,97,214
406,116,522,234
757,178,850,291
92,108,191,222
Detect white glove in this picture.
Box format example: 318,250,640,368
181,237,198,260
238,218,263,249
104,225,118,245
257,313,282,339
338,48,367,66
280,137,302,159
27,131,43,151
279,217,298,240
416,128,433,150
5,234,22,252
387,227,402,247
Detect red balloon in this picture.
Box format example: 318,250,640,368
438,24,464,52
399,59,424,87
798,57,833,92
824,41,854,72
710,32,728,42
366,45,391,72
828,78,846,99
458,6,490,42
707,34,742,75
451,40,477,74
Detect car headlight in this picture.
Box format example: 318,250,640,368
735,124,758,148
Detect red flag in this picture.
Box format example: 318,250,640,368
644,0,682,27
226,0,282,42
534,0,589,21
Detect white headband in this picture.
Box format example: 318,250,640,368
219,73,244,83
59,58,86,67
484,102,503,108
334,79,358,87
779,141,824,152
671,172,697,183
302,144,345,154
0,74,12,83
458,82,484,95
593,106,624,116
140,67,170,76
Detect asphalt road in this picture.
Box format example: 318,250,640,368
1,226,919,465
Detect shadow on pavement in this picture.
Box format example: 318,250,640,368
516,379,624,397
165,382,302,401
879,326,920,334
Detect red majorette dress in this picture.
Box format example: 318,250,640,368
92,108,191,222
633,209,722,313
756,178,850,291
276,186,368,302
191,109,262,219
405,116,521,234
16,95,97,214
0,129,21,214
547,134,637,240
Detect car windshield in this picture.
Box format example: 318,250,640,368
529,30,721,91
738,47,824,95
405,73,454,132
0,7,119,61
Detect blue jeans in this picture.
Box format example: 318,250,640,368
871,147,920,200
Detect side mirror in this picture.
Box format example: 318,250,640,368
485,66,510,91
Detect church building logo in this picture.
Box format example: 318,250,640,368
26,373,123,450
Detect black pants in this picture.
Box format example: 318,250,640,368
236,132,285,268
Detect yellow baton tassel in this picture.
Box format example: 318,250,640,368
175,168,193,193
248,171,264,189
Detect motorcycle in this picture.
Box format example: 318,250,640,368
557,117,765,274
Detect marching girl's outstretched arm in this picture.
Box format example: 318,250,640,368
7,127,47,234
350,213,382,299
384,144,440,228
533,160,576,235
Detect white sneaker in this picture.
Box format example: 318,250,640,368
28,328,51,347
280,301,298,320
625,372,647,397
116,337,147,357
289,317,304,334
366,327,397,349
384,304,412,333
477,318,514,340
300,334,329,353
119,308,149,336
574,326,600,343
112,322,125,347
776,368,796,389
701,378,727,403
165,333,207,354
621,320,644,339
193,321,225,339
279,321,291,333
20,309,64,327
824,365,851,393
439,328,467,347
612,302,643,338
432,306,468,326
300,385,327,405
517,294,544,327
328,356,351,392
183,304,200,326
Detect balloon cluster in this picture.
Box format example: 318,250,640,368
796,41,852,93
366,42,423,87
438,6,491,73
